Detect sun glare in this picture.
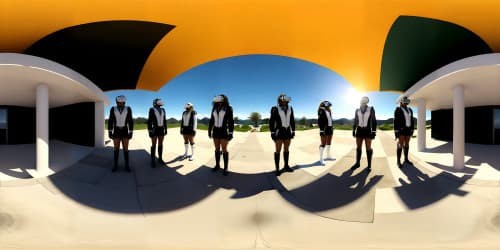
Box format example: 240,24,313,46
344,87,364,108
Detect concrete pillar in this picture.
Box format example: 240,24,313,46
94,101,105,148
36,84,49,173
453,85,465,170
417,99,426,152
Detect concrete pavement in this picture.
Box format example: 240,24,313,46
0,129,499,249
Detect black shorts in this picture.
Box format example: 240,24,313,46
212,127,228,139
181,126,195,136
355,127,372,138
113,127,129,139
276,127,293,140
152,127,166,137
398,127,414,136
321,126,334,136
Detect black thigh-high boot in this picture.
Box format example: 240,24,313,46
403,146,412,165
274,152,281,176
212,150,221,172
351,149,361,170
222,152,229,176
396,145,402,168
112,149,119,172
124,150,131,172
150,145,156,168
366,149,373,171
283,151,294,172
158,145,164,165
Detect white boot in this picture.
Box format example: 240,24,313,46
183,143,188,159
319,146,325,165
325,145,335,160
189,144,195,161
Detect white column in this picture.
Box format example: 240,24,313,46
94,101,105,148
453,85,465,170
36,84,49,173
417,99,426,152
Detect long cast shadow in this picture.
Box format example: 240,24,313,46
47,148,275,213
396,163,469,210
274,167,383,212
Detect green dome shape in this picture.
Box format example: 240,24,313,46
380,16,492,92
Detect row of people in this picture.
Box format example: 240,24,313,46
107,94,415,175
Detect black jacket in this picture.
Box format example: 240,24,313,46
208,105,234,133
352,106,377,132
147,107,167,134
394,106,414,132
269,105,296,132
318,108,332,131
108,106,133,131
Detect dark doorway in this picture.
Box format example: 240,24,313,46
495,109,500,144
0,109,7,144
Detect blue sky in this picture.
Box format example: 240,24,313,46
105,55,429,120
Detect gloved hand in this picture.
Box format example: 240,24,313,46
128,132,133,139
271,132,277,141
227,133,233,141
352,130,356,138
180,127,183,134
108,130,114,139
320,130,325,137
164,127,167,135
148,130,154,138
193,130,196,136
370,131,376,139
291,131,295,138
394,131,400,139
208,131,212,139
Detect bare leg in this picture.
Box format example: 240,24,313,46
364,138,373,170
283,139,293,172
151,136,158,166
221,139,229,175
212,138,222,171
274,140,283,175
351,137,364,170
403,135,412,164
122,138,130,171
157,135,165,164
187,135,195,160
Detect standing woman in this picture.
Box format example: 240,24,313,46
269,94,295,176
147,98,167,167
351,96,377,171
108,95,134,172
180,102,197,161
208,94,234,176
318,100,335,165
394,96,414,167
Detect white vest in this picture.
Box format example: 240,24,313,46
114,106,128,127
278,105,291,128
213,109,226,127
183,111,192,126
325,110,332,126
402,107,412,127
153,107,164,127
356,106,371,127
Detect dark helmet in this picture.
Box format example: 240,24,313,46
277,94,291,104
115,95,127,103
153,98,164,106
401,96,410,105
321,100,332,107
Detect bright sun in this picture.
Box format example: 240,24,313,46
343,87,364,108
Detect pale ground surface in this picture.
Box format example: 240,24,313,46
0,128,499,249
